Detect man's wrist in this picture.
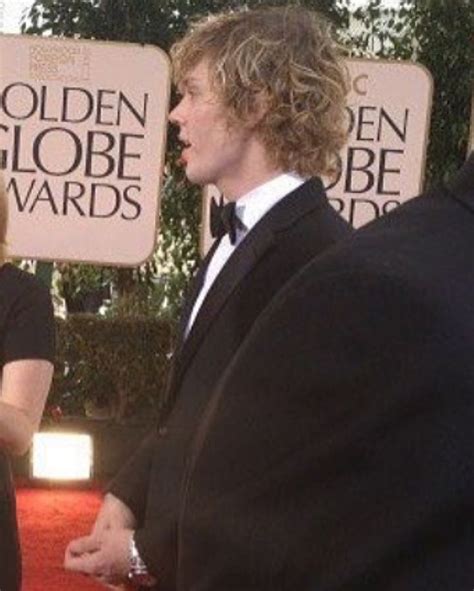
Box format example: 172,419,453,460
127,532,157,588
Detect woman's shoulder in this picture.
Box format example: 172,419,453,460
0,264,55,364
0,264,51,308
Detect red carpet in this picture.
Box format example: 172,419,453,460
17,487,105,591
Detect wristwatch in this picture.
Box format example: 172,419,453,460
127,533,157,588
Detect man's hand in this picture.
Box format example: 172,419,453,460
64,527,133,586
92,493,137,536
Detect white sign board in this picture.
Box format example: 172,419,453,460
327,58,432,226
0,34,170,265
200,57,433,256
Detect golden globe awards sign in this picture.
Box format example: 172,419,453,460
327,58,432,226
200,57,433,256
0,34,170,265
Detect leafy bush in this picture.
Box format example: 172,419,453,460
48,315,174,423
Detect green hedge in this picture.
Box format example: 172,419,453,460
48,315,174,423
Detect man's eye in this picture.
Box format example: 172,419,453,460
187,86,201,96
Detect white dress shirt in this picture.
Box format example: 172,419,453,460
185,172,306,337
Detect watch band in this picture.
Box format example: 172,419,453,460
127,533,157,588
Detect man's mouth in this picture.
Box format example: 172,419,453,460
180,140,192,163
177,140,191,166
179,137,191,149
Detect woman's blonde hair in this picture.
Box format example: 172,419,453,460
0,175,8,264
171,6,349,179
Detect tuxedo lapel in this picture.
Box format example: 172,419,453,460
173,178,328,392
174,237,221,356
177,225,275,380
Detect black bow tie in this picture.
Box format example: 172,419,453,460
210,197,245,245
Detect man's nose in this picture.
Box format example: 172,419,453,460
169,100,184,126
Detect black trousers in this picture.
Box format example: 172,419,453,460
0,453,21,591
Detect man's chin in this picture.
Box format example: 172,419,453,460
185,169,214,188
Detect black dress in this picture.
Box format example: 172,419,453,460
0,264,54,591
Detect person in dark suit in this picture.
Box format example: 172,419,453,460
65,7,351,587
171,152,474,591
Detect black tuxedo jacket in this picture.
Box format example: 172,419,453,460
177,155,474,591
108,178,352,586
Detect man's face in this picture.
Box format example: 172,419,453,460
169,59,254,193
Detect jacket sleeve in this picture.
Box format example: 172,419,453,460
106,430,157,525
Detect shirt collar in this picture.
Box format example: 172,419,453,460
233,172,307,233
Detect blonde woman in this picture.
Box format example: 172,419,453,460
0,176,54,591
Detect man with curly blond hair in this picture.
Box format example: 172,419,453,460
169,5,349,188
65,7,352,589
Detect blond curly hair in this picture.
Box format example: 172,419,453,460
171,6,349,179
0,176,7,265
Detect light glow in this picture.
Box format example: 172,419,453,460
31,433,93,480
